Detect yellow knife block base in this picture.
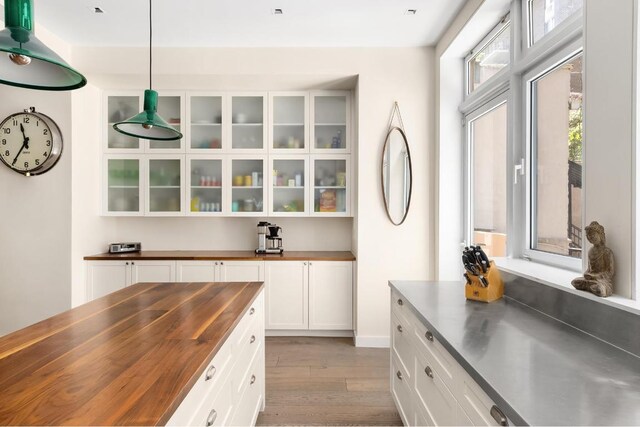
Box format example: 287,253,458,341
465,261,504,303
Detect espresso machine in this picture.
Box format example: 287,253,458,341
255,222,284,254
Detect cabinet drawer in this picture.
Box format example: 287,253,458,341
230,348,264,426
391,354,413,426
391,290,412,326
458,368,503,426
167,339,233,426
412,314,457,393
414,350,458,426
191,380,234,427
391,313,414,381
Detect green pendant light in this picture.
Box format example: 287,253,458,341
0,0,87,91
113,0,182,141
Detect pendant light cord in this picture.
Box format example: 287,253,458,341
149,0,153,90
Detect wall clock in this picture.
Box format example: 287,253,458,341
0,107,63,176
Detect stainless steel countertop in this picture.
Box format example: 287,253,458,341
389,281,640,426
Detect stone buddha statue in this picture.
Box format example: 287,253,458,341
571,221,614,297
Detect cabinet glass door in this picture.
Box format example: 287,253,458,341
188,157,223,214
271,157,307,215
231,157,265,214
231,95,265,151
148,157,183,214
106,157,141,214
148,95,183,150
107,95,140,150
189,95,223,151
312,93,349,152
271,94,307,152
312,157,349,215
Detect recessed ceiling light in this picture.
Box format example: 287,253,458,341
405,9,417,15
272,8,283,15
94,7,104,14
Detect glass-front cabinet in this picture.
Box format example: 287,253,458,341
187,94,224,152
105,93,142,152
311,155,350,216
230,93,267,152
269,156,308,216
269,93,308,153
146,156,184,215
104,156,143,215
311,91,350,153
102,90,352,217
187,156,225,215
230,156,267,215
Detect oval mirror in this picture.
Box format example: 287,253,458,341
382,126,413,225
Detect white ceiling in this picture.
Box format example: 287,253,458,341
29,0,466,48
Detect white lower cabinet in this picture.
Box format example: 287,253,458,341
167,290,265,427
176,261,264,282
86,260,176,300
391,291,508,427
265,261,353,331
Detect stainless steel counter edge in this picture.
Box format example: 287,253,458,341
389,280,528,426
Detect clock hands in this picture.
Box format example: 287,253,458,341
12,123,30,166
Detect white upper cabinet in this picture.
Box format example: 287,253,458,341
147,91,185,153
269,92,309,154
310,91,351,154
229,93,268,154
186,93,225,153
186,155,226,215
104,92,143,153
310,154,351,217
146,155,185,216
269,156,309,216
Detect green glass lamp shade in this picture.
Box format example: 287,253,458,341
0,0,87,90
113,90,183,141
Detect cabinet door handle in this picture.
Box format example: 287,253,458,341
250,374,256,385
205,365,216,381
250,307,255,315
396,370,403,381
309,262,312,266
303,262,307,265
425,366,434,379
206,409,217,426
250,335,256,344
397,298,403,306
425,330,434,342
490,406,508,426
214,262,218,266
397,325,403,333
126,262,129,266
131,262,135,265
220,262,224,265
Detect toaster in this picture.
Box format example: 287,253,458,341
109,242,142,254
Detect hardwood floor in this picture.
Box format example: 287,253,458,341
256,337,402,426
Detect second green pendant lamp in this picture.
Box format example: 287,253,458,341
113,0,182,141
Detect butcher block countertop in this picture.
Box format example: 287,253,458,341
84,250,356,261
0,281,264,426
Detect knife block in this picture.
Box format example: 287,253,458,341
465,261,504,303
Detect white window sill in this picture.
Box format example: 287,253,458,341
494,257,640,316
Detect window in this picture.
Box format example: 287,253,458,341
528,53,583,261
528,0,583,45
466,18,511,95
467,100,509,257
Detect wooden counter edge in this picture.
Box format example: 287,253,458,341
83,251,356,262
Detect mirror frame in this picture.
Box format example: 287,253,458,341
381,126,413,225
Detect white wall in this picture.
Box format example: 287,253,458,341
0,87,72,336
71,47,435,345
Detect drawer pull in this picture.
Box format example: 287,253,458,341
206,409,217,426
491,405,508,426
250,374,256,385
205,365,216,381
250,335,256,344
396,370,403,381
250,307,255,315
397,325,403,333
425,330,434,342
425,366,434,379
397,298,404,306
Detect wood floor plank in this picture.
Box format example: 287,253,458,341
256,405,403,426
266,366,311,379
266,377,347,392
310,366,389,379
346,378,390,392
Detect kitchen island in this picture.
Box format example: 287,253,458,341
0,281,265,426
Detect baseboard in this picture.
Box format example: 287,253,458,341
354,335,390,348
266,330,354,337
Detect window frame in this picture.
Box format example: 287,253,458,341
523,45,584,271
523,0,584,49
464,93,510,253
464,14,512,98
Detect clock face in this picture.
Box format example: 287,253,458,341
0,112,56,175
